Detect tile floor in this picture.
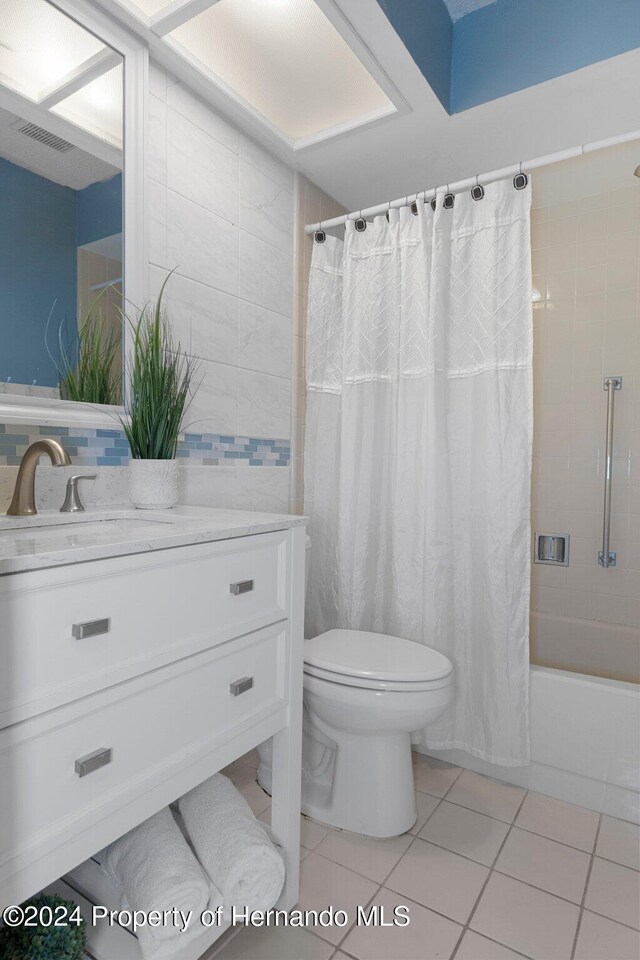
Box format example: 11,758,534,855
206,752,640,960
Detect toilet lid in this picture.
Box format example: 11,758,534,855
304,630,452,683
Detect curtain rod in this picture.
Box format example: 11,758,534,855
304,128,640,234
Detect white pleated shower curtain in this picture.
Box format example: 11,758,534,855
304,179,533,765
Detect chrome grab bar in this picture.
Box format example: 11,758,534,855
598,376,622,568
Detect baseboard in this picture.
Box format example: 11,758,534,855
413,745,640,824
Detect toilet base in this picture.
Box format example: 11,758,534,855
301,727,417,838
258,726,417,838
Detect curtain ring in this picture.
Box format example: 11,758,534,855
443,184,455,209
513,161,528,190
471,173,485,201
355,209,367,232
430,191,437,211
385,200,392,222
410,194,419,215
314,220,326,243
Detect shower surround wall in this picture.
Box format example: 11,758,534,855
530,166,640,682
0,63,296,514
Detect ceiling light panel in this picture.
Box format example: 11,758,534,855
118,0,176,16
168,0,392,140
0,0,107,101
51,63,123,148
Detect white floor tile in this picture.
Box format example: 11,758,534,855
211,925,334,959
446,770,526,823
301,816,333,851
222,763,271,816
409,792,440,835
412,755,461,798
260,811,331,852
204,925,240,958
574,910,640,960
495,827,591,903
471,872,580,959
585,857,640,929
222,759,253,780
314,829,412,883
454,930,528,959
241,749,259,771
418,801,509,866
237,780,271,817
298,852,378,945
596,815,640,870
340,888,462,960
386,838,489,924
515,792,599,852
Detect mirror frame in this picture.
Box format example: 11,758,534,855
0,0,147,427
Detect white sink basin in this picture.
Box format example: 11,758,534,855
2,517,174,545
0,509,183,555
0,510,176,534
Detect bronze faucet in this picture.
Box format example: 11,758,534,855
6,439,71,516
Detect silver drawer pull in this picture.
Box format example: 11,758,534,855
230,580,254,596
75,747,112,778
72,618,110,639
230,676,253,696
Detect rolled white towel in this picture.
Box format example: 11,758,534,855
179,774,285,911
103,807,215,958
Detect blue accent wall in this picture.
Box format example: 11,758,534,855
0,158,77,387
377,0,640,115
377,0,453,112
77,173,122,247
1,162,122,388
451,0,640,112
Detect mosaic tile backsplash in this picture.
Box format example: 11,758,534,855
0,424,290,468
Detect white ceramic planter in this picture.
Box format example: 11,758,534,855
128,458,179,509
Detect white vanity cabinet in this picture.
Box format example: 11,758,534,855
0,514,306,959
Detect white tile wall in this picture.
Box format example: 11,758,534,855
147,62,294,512
530,165,640,682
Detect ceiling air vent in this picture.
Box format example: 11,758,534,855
14,121,73,153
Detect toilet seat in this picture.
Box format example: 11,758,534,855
303,662,453,692
304,629,453,692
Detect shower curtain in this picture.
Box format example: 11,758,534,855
304,179,533,765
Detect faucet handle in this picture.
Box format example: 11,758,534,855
60,474,97,513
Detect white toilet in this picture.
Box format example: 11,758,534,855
258,628,453,838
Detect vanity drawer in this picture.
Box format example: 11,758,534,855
0,531,289,727
0,622,287,886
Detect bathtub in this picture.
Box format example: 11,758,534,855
415,664,640,823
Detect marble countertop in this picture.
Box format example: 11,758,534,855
0,504,307,575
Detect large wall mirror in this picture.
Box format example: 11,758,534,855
0,0,145,423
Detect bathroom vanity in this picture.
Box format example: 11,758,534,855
0,506,306,959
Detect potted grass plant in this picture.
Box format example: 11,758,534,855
120,275,200,509
0,893,86,959
47,291,122,405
